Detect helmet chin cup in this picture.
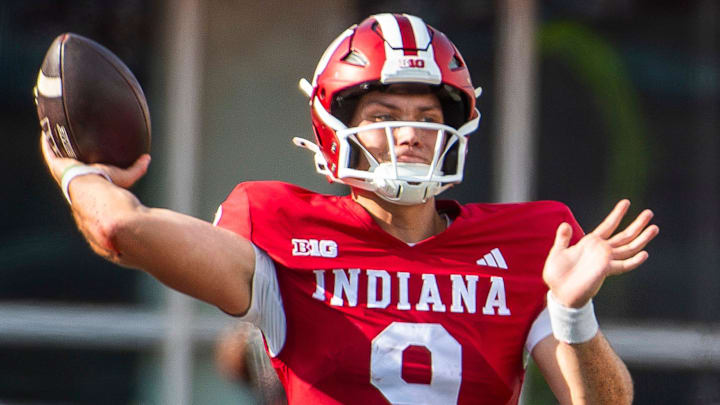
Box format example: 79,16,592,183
371,163,443,205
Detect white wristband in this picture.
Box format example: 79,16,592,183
546,291,599,344
61,165,112,204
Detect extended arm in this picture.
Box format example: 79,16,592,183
40,135,255,315
535,200,659,404
533,331,632,404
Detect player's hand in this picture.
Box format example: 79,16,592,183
543,200,659,308
40,132,150,189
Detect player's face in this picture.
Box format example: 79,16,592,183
349,86,444,169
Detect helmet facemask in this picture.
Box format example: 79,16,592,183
335,121,467,205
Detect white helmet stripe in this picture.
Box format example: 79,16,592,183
373,14,432,51
404,14,432,49
371,14,441,85
372,14,403,49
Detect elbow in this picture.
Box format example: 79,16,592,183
101,216,125,255
92,208,144,263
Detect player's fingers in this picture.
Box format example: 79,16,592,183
40,132,78,185
612,225,660,260
39,133,61,170
608,251,649,276
38,136,61,188
127,153,151,176
592,199,630,239
40,132,53,159
550,222,573,254
101,154,151,188
608,209,654,247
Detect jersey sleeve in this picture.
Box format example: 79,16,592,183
237,244,286,357
525,307,551,353
212,183,291,358
213,183,253,240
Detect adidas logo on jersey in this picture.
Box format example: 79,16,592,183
476,248,507,269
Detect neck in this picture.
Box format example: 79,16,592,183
351,188,446,243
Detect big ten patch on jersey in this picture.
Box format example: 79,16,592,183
291,238,338,258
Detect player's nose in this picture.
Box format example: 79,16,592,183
394,125,421,146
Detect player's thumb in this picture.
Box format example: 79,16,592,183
107,154,151,188
550,222,573,253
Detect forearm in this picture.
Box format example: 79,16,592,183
43,138,254,313
67,173,144,264
540,331,633,405
66,174,254,314
110,206,255,313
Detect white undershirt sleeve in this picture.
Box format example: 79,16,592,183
525,307,552,353
237,244,287,357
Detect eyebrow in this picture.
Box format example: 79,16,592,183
363,100,442,112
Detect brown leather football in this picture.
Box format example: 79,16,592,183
34,33,151,168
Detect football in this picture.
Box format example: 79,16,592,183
34,33,151,168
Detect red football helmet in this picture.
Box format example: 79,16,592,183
294,13,481,205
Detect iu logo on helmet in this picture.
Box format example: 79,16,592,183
292,238,338,258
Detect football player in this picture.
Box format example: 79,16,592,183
41,13,658,405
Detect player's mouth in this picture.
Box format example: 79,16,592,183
396,153,431,164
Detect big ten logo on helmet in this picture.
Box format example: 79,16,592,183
399,57,425,68
292,238,338,258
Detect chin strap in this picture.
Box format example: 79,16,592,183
370,162,443,205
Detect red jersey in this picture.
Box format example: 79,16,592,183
215,181,583,405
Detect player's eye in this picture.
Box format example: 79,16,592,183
420,114,444,124
371,114,395,122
